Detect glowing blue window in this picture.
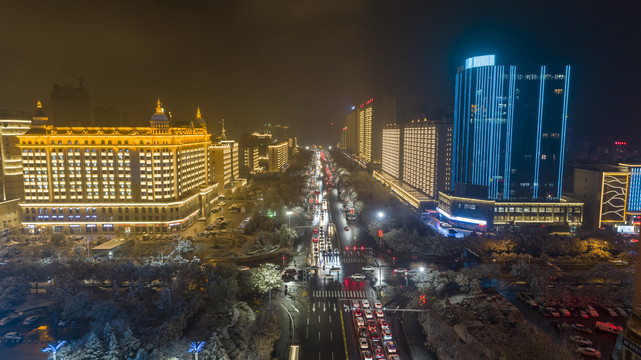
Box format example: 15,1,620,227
465,55,496,69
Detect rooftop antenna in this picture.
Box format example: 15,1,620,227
220,117,227,140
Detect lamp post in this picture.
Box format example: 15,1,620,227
286,211,294,228
188,341,206,360
377,211,385,248
42,341,66,360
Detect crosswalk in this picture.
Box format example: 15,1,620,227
341,257,367,264
400,289,421,301
312,290,368,298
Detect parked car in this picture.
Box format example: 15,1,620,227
23,316,38,325
548,307,560,318
3,332,22,341
575,347,601,358
586,306,599,318
570,335,593,347
579,310,589,319
606,308,618,317
559,308,571,317
0,317,14,326
616,307,628,317
595,321,623,334
570,323,593,334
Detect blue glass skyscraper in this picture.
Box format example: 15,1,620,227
452,55,571,200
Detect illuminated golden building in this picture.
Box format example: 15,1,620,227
17,101,217,234
268,141,289,172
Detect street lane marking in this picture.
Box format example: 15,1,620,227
339,301,349,360
330,331,333,340
329,315,332,323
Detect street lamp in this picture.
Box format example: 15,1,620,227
286,211,294,228
188,341,206,360
377,211,385,248
42,341,67,360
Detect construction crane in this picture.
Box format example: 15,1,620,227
61,70,85,88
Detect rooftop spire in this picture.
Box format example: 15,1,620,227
155,99,164,114
196,107,202,120
220,117,227,140
36,100,42,108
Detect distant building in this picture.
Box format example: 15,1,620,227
51,83,92,126
573,163,641,231
241,146,260,177
17,100,217,234
211,144,232,187
342,97,397,167
265,124,289,141
376,119,452,209
268,141,289,172
288,137,298,158
239,131,272,175
0,107,32,230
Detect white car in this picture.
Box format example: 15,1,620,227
356,317,365,327
351,273,366,281
373,300,383,309
393,268,407,276
359,337,369,349
23,316,38,325
361,299,370,308
382,328,392,340
375,309,384,318
3,332,22,341
0,317,13,326
362,266,376,272
364,310,373,319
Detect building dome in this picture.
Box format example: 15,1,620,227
151,99,169,122
195,107,206,128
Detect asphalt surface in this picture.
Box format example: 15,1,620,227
276,150,436,360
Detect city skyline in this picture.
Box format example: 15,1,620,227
0,1,638,147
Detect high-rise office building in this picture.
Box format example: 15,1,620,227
18,100,217,234
381,126,401,179
345,107,359,154
268,141,289,172
452,55,571,200
344,97,397,166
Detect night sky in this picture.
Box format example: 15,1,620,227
1,1,639,148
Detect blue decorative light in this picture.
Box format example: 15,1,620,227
533,65,546,199
557,65,571,199
465,55,496,69
188,341,206,353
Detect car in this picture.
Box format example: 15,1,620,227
548,307,560,318
3,332,22,341
382,328,392,340
374,300,383,309
378,319,390,330
388,356,401,360
57,318,68,327
325,274,335,280
362,350,373,360
362,299,370,308
344,226,349,231
368,320,377,332
0,317,14,326
352,300,361,308
362,266,376,272
385,340,397,353
606,308,618,317
393,268,407,276
579,310,589,319
595,321,623,334
559,308,571,317
364,310,374,319
616,307,628,317
570,323,593,334
373,344,385,358
358,327,368,338
369,331,381,343
356,317,365,327
570,335,593,347
575,347,601,358
359,337,369,349
313,237,318,243
354,309,363,318
375,310,384,318
313,228,318,234
526,299,538,308
586,306,599,318
23,315,39,325
352,273,366,281
333,248,340,255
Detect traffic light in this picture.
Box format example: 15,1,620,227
345,246,349,251
378,230,383,237
361,246,364,251
353,246,356,251
419,294,426,304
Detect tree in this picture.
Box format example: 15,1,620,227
588,262,620,284
82,332,104,360
249,263,282,300
120,326,141,360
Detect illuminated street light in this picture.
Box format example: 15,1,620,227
377,211,384,219
419,267,425,272
42,341,67,360
286,210,294,228
188,341,206,360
